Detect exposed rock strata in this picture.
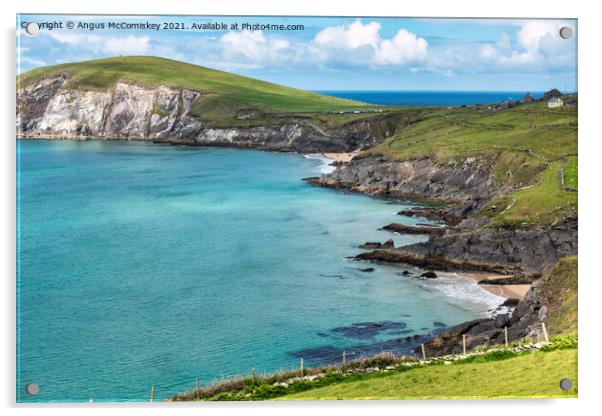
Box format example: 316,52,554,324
17,75,415,153
359,219,576,275
309,153,577,346
307,155,502,207
382,223,446,235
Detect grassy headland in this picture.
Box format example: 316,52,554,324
17,56,375,114
363,100,577,226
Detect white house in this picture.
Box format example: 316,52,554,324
548,97,564,108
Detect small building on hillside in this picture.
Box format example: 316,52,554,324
548,96,564,108
523,92,534,103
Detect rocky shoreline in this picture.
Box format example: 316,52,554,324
306,154,577,355
17,74,577,357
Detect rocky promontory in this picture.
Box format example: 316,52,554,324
17,74,416,153
308,151,578,345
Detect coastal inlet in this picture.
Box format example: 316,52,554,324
17,141,503,402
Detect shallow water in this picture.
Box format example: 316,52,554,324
17,140,503,402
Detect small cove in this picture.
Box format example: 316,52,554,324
17,140,503,402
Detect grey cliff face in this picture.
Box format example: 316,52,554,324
17,76,400,152
312,155,577,276
313,155,503,203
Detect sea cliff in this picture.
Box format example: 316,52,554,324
17,74,412,153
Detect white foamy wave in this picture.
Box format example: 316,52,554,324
414,272,506,318
304,154,336,174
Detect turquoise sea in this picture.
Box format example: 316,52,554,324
17,140,503,402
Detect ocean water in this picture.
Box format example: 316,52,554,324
17,140,503,402
316,90,544,107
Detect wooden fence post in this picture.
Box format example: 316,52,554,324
195,377,200,400
251,367,256,382
421,343,426,360
300,357,304,375
541,322,549,342
342,351,346,368
150,384,155,402
462,334,467,355
504,327,509,348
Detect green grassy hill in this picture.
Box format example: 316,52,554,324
540,256,578,337
17,56,374,114
364,100,578,226
282,348,577,400
172,342,577,401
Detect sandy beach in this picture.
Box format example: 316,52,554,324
321,150,360,163
465,273,532,299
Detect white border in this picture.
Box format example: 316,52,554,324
3,1,600,415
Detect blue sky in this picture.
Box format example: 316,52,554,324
17,15,577,91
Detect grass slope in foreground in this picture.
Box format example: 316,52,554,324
282,348,577,400
17,56,374,114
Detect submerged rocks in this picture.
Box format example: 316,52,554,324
326,321,408,340
420,271,438,279
359,267,375,273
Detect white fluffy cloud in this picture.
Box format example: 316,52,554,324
219,30,291,67
47,32,150,55
479,21,574,69
314,20,381,50
104,36,150,54
312,20,428,66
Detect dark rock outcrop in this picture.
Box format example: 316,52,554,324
359,239,394,249
356,218,576,275
397,208,461,225
477,275,539,286
382,223,446,235
308,155,503,211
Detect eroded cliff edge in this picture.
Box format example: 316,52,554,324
17,74,412,153
306,154,577,351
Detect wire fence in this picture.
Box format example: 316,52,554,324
166,322,552,402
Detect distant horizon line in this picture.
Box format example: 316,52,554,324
314,89,576,93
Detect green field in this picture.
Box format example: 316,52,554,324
281,349,577,400
364,101,578,226
17,56,374,114
563,156,578,190
488,160,578,226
